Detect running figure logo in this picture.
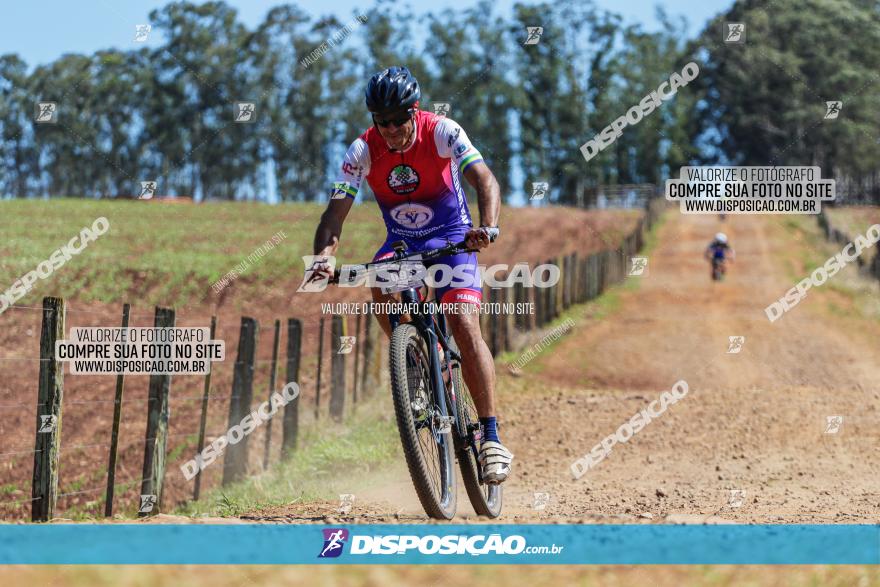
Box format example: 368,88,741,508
337,337,356,355
728,489,745,508
134,24,152,42
338,494,355,514
38,415,57,433
330,181,351,200
824,101,842,120
533,492,550,510
524,27,543,45
530,182,548,201
824,415,843,434
432,102,451,117
727,336,745,354
234,102,256,123
629,257,648,276
725,23,746,43
35,102,57,124
138,494,157,514
318,528,349,558
298,255,336,293
140,181,157,200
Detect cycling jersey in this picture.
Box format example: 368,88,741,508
708,241,731,260
331,110,484,239
330,110,486,305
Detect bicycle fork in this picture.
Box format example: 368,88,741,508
399,289,455,441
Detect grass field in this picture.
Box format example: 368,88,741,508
825,206,880,236
0,199,640,311
175,399,401,519
0,199,388,308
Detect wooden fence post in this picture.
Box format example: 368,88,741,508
615,248,623,284
512,280,522,332
580,257,589,303
262,319,281,470
329,315,347,422
193,315,217,501
586,255,596,300
562,255,576,310
222,317,258,486
139,306,175,517
282,318,302,456
599,252,607,293
315,317,325,420
104,303,130,517
352,314,361,405
534,273,545,328
546,258,557,321
360,314,381,397
614,248,622,284
32,296,65,522
502,282,514,352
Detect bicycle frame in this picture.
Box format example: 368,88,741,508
327,237,501,516
331,238,484,470
390,283,464,440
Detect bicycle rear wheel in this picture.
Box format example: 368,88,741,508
389,323,457,519
447,337,503,518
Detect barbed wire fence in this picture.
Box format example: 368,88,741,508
0,197,662,522
0,301,383,522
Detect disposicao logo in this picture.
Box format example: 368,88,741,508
318,528,349,558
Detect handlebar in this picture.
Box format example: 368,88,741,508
328,239,472,284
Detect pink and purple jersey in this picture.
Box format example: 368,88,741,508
331,110,484,238
330,110,486,305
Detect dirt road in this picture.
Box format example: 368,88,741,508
246,211,880,523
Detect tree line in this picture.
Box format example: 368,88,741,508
0,0,877,204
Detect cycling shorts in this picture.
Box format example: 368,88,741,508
372,229,482,305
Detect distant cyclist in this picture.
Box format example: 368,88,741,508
308,66,513,484
705,232,735,280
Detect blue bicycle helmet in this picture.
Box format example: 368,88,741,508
365,66,421,115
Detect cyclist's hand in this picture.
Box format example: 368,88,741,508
465,226,498,250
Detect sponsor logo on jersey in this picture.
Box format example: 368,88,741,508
390,203,434,229
454,143,468,157
387,164,421,195
451,164,469,225
447,126,461,148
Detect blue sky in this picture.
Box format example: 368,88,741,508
2,0,733,66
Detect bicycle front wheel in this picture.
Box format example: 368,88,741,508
389,323,457,519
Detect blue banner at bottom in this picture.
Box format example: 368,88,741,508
0,524,877,564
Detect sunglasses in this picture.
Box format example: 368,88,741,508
373,111,413,128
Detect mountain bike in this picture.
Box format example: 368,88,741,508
331,239,503,519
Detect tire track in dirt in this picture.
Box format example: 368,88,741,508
244,212,880,523
499,212,880,523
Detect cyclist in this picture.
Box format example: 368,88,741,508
308,66,513,484
705,232,735,279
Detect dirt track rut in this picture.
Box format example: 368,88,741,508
248,212,880,523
